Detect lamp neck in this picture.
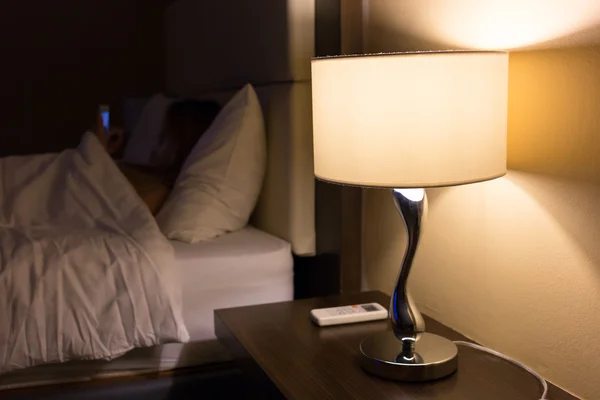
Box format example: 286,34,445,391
390,188,427,340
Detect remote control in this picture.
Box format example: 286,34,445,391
310,303,388,326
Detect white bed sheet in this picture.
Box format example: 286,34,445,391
176,225,294,341
127,225,295,371
0,226,294,390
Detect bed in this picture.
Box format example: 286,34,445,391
0,226,294,390
1,0,317,396
0,82,314,394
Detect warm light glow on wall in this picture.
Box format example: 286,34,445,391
362,2,600,397
371,0,600,49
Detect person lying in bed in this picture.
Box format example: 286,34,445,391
95,99,221,214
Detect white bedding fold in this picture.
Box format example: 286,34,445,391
0,133,189,373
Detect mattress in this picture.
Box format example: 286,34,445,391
175,225,294,341
0,226,294,390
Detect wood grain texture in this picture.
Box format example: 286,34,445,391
339,0,364,294
215,291,578,400
340,186,363,293
341,0,364,55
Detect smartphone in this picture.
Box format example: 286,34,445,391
99,105,110,133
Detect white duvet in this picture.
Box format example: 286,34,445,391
0,133,189,373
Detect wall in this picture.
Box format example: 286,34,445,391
0,0,167,156
166,0,314,94
361,1,600,398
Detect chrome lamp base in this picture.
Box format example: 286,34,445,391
360,331,458,381
359,189,458,381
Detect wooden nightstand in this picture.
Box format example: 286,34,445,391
215,291,578,400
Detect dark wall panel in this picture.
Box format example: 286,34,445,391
0,0,167,156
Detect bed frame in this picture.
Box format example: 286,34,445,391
4,362,246,400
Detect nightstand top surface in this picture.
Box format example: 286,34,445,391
215,291,577,400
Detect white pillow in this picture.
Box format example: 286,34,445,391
156,84,266,242
123,93,172,166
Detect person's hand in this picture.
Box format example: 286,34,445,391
106,127,125,155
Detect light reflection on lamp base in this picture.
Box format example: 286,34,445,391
360,331,458,381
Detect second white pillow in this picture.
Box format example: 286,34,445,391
123,93,173,167
156,84,266,242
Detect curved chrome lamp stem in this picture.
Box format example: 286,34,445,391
390,188,427,340
359,188,458,381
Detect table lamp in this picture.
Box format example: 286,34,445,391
311,51,508,381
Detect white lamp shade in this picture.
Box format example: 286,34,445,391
311,51,509,188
